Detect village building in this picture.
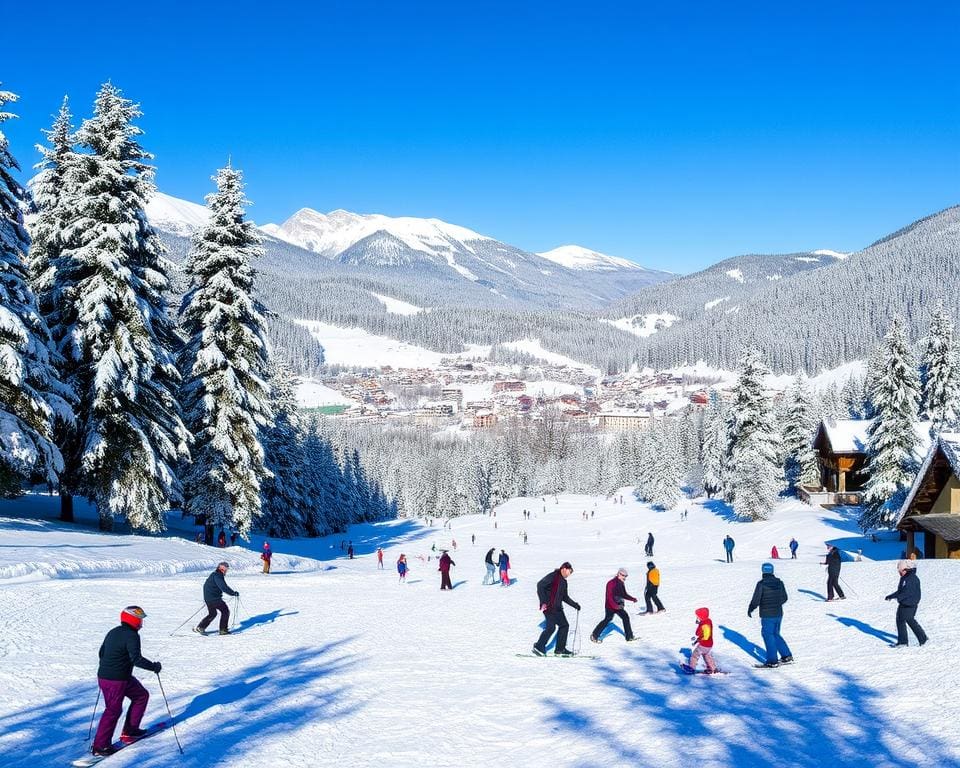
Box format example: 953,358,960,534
598,410,653,432
803,419,871,506
895,433,960,559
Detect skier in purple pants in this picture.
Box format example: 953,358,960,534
92,606,162,758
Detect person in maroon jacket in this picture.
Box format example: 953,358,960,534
590,568,638,643
438,550,456,590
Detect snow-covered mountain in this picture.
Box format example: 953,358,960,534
537,245,645,271
144,191,209,236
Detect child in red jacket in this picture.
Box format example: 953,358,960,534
686,607,719,673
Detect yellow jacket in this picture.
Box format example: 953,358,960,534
647,567,660,587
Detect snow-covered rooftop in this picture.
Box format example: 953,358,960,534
896,432,960,524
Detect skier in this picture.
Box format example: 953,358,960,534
260,542,272,574
789,537,799,559
439,550,456,590
91,606,162,757
397,554,408,583
645,532,655,557
590,567,637,643
770,545,780,559
684,607,719,673
471,533,476,546
723,535,735,563
643,561,665,614
498,549,511,586
885,560,928,648
483,547,497,585
748,562,793,668
347,542,354,559
194,561,239,636
533,562,580,657
377,547,384,569
822,544,845,601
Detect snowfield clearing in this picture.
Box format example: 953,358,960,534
1,494,957,768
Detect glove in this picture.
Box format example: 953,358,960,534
540,604,548,612
885,597,892,601
152,662,162,674
747,611,753,618
573,602,581,612
235,592,240,597
691,636,697,643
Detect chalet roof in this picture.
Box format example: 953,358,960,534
911,513,960,543
819,419,871,453
895,433,960,525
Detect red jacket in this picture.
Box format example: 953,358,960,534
605,577,637,611
694,608,714,648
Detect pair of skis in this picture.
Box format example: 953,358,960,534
71,721,169,766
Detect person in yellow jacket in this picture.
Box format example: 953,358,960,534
644,561,665,614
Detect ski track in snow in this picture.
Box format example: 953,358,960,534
1,495,958,767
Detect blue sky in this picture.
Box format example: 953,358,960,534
4,1,958,272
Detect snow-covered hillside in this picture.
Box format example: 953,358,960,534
144,191,209,236
1,493,956,768
537,245,644,271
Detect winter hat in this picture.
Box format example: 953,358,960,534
561,561,574,572
617,567,629,577
120,606,146,630
898,559,917,571
761,562,775,574
695,607,710,620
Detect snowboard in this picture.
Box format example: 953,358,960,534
71,722,168,767
679,663,728,675
515,653,598,660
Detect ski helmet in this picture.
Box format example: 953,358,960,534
761,562,774,574
120,606,147,629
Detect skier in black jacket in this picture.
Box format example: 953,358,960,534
822,544,845,601
645,532,655,557
91,606,161,757
533,562,580,656
886,560,928,647
748,562,793,667
194,561,239,635
483,547,497,585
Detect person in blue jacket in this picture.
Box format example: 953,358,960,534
886,560,928,648
723,535,735,563
748,562,793,668
194,561,239,636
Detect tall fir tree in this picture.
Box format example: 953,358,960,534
860,317,921,530
180,165,272,539
919,304,960,436
724,348,782,520
0,86,73,495
782,374,820,493
55,84,187,531
641,420,682,509
700,391,726,498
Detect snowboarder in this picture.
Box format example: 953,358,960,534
723,535,735,563
483,547,497,585
439,550,456,590
643,561,665,614
194,561,239,636
533,562,580,657
91,606,162,758
822,544,845,601
770,545,779,559
590,568,637,643
397,554,408,583
377,548,384,569
748,562,793,668
685,607,719,673
261,542,272,574
885,560,928,648
645,532,655,557
498,549,510,586
789,538,799,559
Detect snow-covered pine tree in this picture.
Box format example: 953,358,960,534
817,382,845,423
680,410,704,495
860,317,921,530
724,348,782,520
180,164,272,540
919,304,960,436
55,83,188,531
782,374,820,493
0,86,73,495
840,375,870,419
700,391,726,498
642,420,682,509
259,358,306,537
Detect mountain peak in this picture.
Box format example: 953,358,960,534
537,244,644,272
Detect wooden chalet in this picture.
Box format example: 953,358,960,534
895,434,960,559
802,419,871,506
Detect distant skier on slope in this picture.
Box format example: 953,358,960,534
822,544,845,601
194,561,239,636
723,535,735,563
377,547,384,569
439,550,456,590
645,532,655,557
397,554,408,583
748,562,793,668
261,542,272,574
483,547,497,584
590,567,637,643
533,562,580,657
91,607,162,758
498,549,511,586
789,537,799,559
643,562,665,614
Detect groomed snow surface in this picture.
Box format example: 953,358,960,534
2,494,957,768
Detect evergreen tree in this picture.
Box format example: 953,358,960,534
642,420,682,509
919,304,960,436
0,86,73,494
782,375,820,493
700,392,726,498
56,84,188,531
259,359,306,537
860,318,921,530
725,349,782,520
180,165,272,539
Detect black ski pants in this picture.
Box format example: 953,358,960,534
896,604,928,646
535,610,570,653
826,571,845,600
725,549,734,563
644,587,664,613
198,599,230,632
592,608,633,641
440,571,453,590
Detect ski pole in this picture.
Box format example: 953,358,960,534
572,609,581,656
169,605,205,637
86,687,101,741
839,575,859,598
156,673,184,755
